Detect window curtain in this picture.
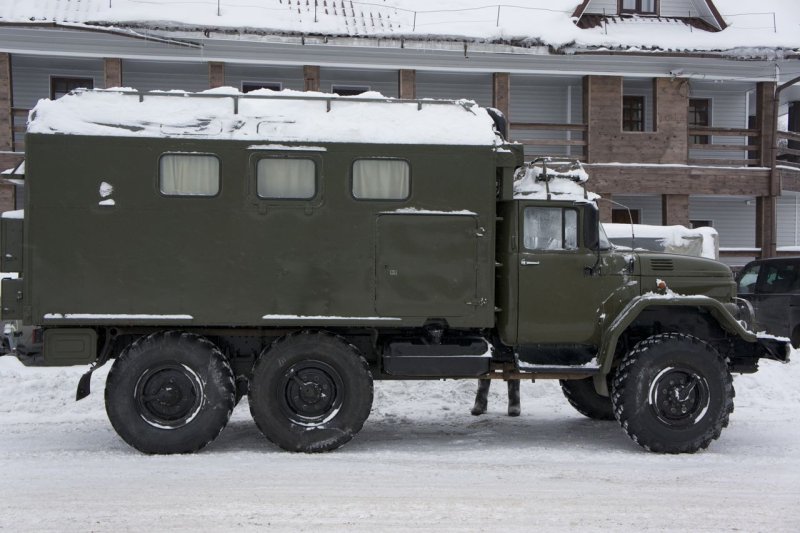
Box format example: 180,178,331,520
258,158,315,199
160,154,219,196
352,160,409,200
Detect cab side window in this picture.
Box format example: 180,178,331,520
352,159,410,200
523,207,578,251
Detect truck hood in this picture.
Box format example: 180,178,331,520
636,252,735,300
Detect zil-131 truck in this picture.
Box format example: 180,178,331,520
0,88,789,455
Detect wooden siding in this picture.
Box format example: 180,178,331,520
121,59,208,93
688,81,751,163
11,55,104,108
415,72,492,107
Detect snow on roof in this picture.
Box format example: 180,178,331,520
513,160,599,202
0,0,797,55
27,88,503,146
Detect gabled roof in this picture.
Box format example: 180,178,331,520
572,0,727,31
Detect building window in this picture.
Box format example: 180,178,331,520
257,158,316,199
242,82,282,93
523,207,578,251
689,99,711,145
332,85,370,96
620,0,657,15
50,76,94,100
159,154,220,196
352,159,409,200
612,208,641,224
690,219,713,229
622,96,645,132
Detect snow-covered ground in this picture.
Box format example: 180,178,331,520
1,354,799,531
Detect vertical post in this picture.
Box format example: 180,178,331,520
208,61,225,89
412,12,416,32
756,196,777,258
661,194,690,227
398,69,416,100
304,65,321,92
598,194,613,224
492,72,510,138
496,5,501,27
756,81,778,258
103,58,122,89
0,53,12,153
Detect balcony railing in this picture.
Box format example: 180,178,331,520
777,130,800,170
687,127,761,167
510,122,587,160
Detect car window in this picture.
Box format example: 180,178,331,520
760,263,800,294
737,264,759,294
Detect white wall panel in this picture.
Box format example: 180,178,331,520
320,68,398,97
225,64,304,92
613,194,662,225
122,59,208,93
690,196,755,248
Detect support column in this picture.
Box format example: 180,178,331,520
756,81,778,258
0,52,12,153
661,194,690,227
398,69,416,99
208,61,225,89
789,101,800,160
104,58,122,89
304,65,320,92
597,193,613,223
492,73,510,137
756,195,777,258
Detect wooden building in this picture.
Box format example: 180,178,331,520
1,0,799,264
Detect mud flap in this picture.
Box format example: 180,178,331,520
75,333,114,401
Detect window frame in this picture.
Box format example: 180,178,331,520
350,158,411,202
688,98,712,146
331,84,371,96
622,95,646,132
522,206,580,252
157,152,222,198
50,76,94,100
241,81,282,93
619,0,658,15
255,155,318,201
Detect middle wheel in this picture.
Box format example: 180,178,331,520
248,331,374,453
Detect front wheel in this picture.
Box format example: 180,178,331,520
248,331,373,453
611,333,734,454
560,376,615,420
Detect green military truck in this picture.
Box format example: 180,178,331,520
0,88,789,455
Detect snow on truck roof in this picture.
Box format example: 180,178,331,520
27,88,504,146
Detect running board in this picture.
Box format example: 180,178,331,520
479,362,601,380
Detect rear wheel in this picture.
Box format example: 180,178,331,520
105,331,236,454
248,331,373,453
611,333,733,454
560,376,615,420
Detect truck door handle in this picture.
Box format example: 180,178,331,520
521,260,540,266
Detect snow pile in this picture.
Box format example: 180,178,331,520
604,223,719,259
0,0,798,54
27,88,502,146
513,161,599,202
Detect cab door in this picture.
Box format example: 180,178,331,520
515,202,634,346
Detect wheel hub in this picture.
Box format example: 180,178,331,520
279,361,343,426
135,364,204,429
648,367,710,427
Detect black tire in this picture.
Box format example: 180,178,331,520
248,331,373,453
611,333,734,454
560,376,615,420
105,331,236,454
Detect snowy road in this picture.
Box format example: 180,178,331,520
1,356,799,532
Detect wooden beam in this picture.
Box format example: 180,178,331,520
304,65,320,92
597,193,613,223
104,58,122,89
662,194,689,226
398,69,415,99
0,53,12,152
756,195,777,258
208,61,225,89
492,72,510,137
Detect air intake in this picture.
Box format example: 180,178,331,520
649,258,675,272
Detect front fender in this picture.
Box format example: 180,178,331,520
598,294,791,373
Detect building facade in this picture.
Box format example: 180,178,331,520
1,0,799,264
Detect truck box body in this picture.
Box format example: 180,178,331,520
19,90,515,330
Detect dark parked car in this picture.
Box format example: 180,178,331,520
737,257,800,347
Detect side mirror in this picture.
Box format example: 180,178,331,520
583,203,600,250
